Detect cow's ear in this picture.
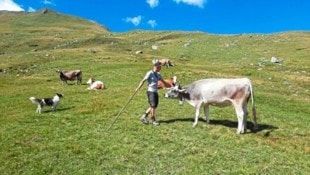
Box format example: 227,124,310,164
177,83,183,90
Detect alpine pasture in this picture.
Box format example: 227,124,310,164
0,9,309,174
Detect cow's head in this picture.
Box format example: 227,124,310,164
56,93,64,98
164,84,187,105
172,76,177,84
87,78,95,85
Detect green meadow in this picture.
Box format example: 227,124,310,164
0,9,309,174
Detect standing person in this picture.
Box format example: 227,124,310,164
135,59,168,125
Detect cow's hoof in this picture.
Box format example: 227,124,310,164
237,130,245,134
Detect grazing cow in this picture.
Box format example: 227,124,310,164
164,78,258,134
86,78,106,90
56,70,82,85
159,59,174,67
158,76,177,89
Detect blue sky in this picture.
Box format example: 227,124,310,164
1,0,310,34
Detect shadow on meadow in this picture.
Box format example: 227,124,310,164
40,106,75,113
57,83,88,86
159,117,278,134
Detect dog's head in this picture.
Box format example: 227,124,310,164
56,93,64,98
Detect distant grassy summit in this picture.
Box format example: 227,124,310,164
0,8,109,53
0,8,109,34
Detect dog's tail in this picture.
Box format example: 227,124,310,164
29,97,38,104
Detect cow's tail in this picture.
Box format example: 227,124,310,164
29,97,38,104
249,80,258,130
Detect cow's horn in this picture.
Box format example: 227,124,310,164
179,89,187,93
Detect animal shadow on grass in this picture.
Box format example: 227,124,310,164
64,83,87,86
41,106,75,113
159,117,278,134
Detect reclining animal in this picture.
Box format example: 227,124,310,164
86,78,106,90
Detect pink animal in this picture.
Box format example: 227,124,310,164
87,78,106,90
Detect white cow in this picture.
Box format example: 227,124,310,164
164,78,258,134
87,78,105,90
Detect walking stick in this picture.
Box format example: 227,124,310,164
106,89,138,131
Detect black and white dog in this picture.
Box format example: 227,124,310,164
29,93,64,114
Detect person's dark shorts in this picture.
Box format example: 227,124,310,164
147,91,159,108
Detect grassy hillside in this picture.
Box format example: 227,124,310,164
0,9,309,174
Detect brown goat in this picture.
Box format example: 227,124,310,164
158,76,177,89
56,70,82,85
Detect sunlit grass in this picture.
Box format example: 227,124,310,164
0,10,309,174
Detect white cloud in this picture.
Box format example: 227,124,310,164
0,0,24,11
28,7,36,12
173,0,207,8
148,20,157,28
146,0,159,8
41,0,56,6
125,16,142,26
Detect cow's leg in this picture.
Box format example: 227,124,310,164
204,105,210,124
37,105,41,114
233,103,246,134
242,104,248,130
52,105,55,111
193,104,202,127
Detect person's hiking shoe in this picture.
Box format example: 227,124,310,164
151,117,160,126
140,114,148,124
152,121,160,126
